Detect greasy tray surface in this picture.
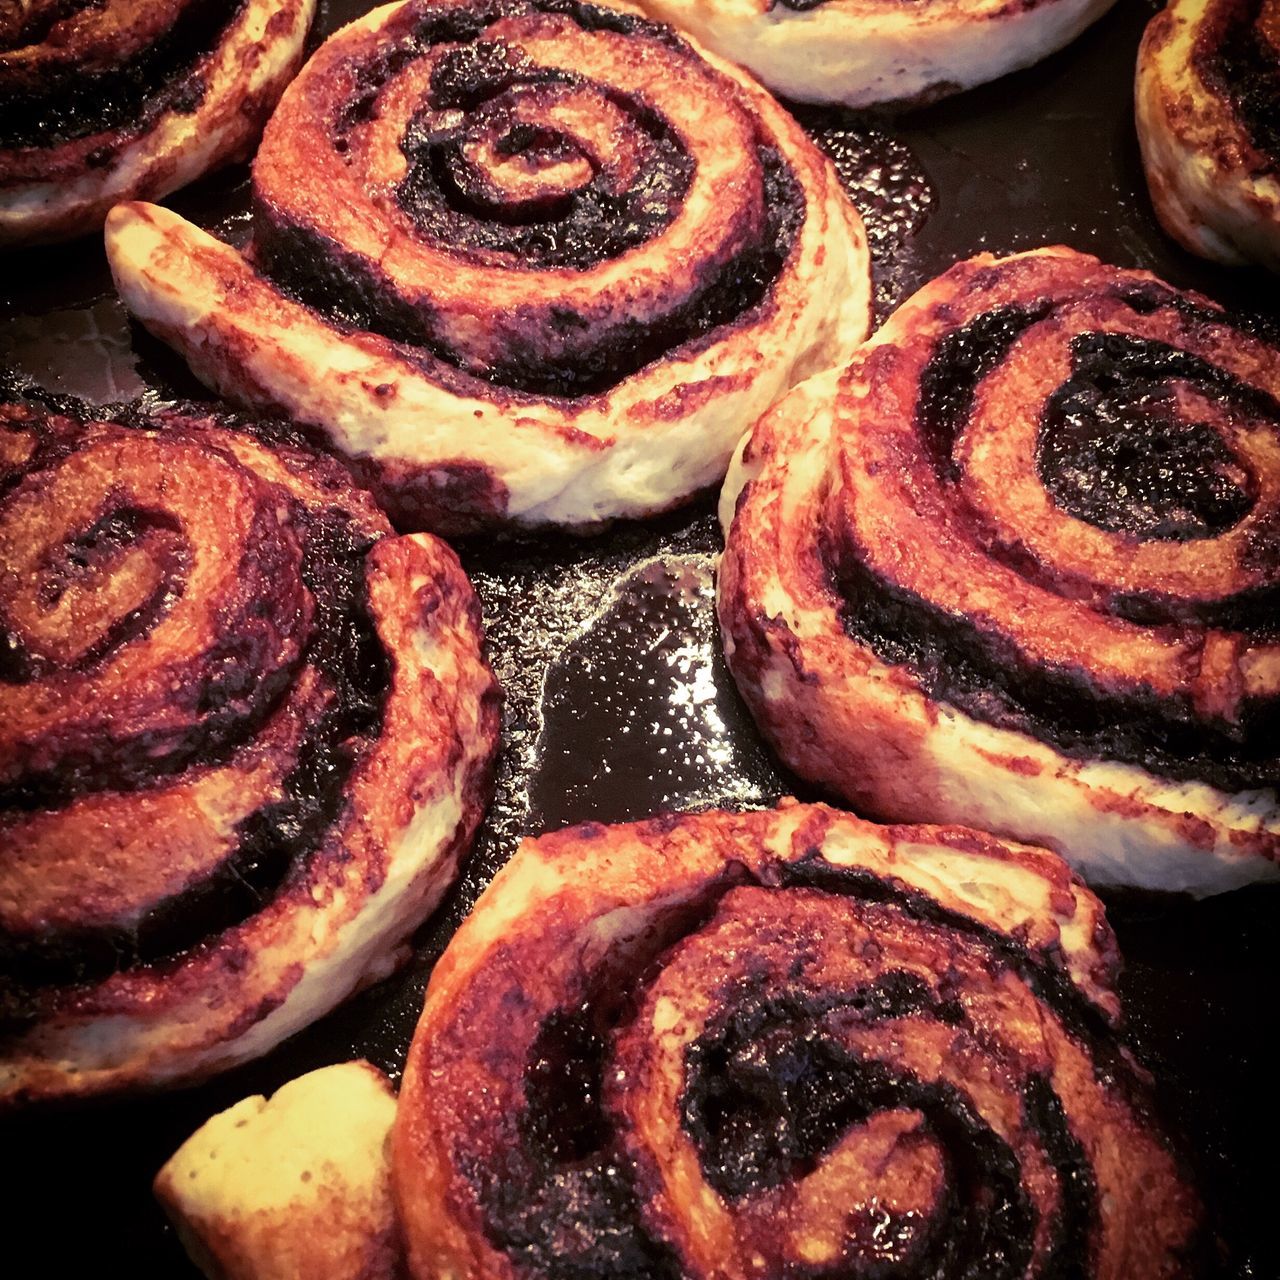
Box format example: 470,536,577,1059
2,0,1277,1273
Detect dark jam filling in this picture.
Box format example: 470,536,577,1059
258,144,800,399
683,1019,1039,1279
916,301,1052,482
1039,332,1260,541
0,507,390,1004
829,532,1279,792
680,978,963,1194
829,297,1280,791
0,0,245,151
256,0,802,399
471,868,1123,1279
1196,0,1280,167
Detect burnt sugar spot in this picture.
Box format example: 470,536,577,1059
1038,332,1262,541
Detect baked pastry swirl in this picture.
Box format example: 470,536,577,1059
0,0,315,248
0,400,500,1102
104,0,871,533
718,248,1280,897
635,0,1119,108
1137,0,1280,269
393,802,1206,1280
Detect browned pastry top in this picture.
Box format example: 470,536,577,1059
393,803,1207,1280
248,0,804,399
811,249,1280,791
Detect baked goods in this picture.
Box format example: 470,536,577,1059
0,0,315,248
393,801,1206,1279
104,0,872,533
1137,0,1280,269
156,1061,402,1280
635,0,1120,108
0,400,500,1102
719,247,1280,897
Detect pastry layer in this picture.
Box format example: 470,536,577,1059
0,0,315,246
636,0,1119,108
1137,0,1280,268
718,247,1280,895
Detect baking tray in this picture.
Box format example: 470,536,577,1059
2,0,1277,1273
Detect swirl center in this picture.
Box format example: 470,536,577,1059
1037,333,1259,540
0,505,185,680
397,45,692,266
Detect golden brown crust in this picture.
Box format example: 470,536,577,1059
0,402,500,1102
392,801,1204,1280
717,247,1280,896
105,0,871,532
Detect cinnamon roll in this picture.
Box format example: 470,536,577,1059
0,0,315,248
635,0,1119,108
718,248,1280,897
104,0,871,533
1137,0,1280,269
0,401,500,1102
393,801,1206,1279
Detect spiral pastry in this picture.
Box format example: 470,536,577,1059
635,0,1119,108
0,0,314,248
104,0,871,533
718,248,1280,897
1137,0,1280,269
0,401,500,1102
392,801,1205,1280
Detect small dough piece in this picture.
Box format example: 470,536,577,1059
156,1061,403,1280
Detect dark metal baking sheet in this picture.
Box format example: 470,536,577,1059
2,0,1277,1273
